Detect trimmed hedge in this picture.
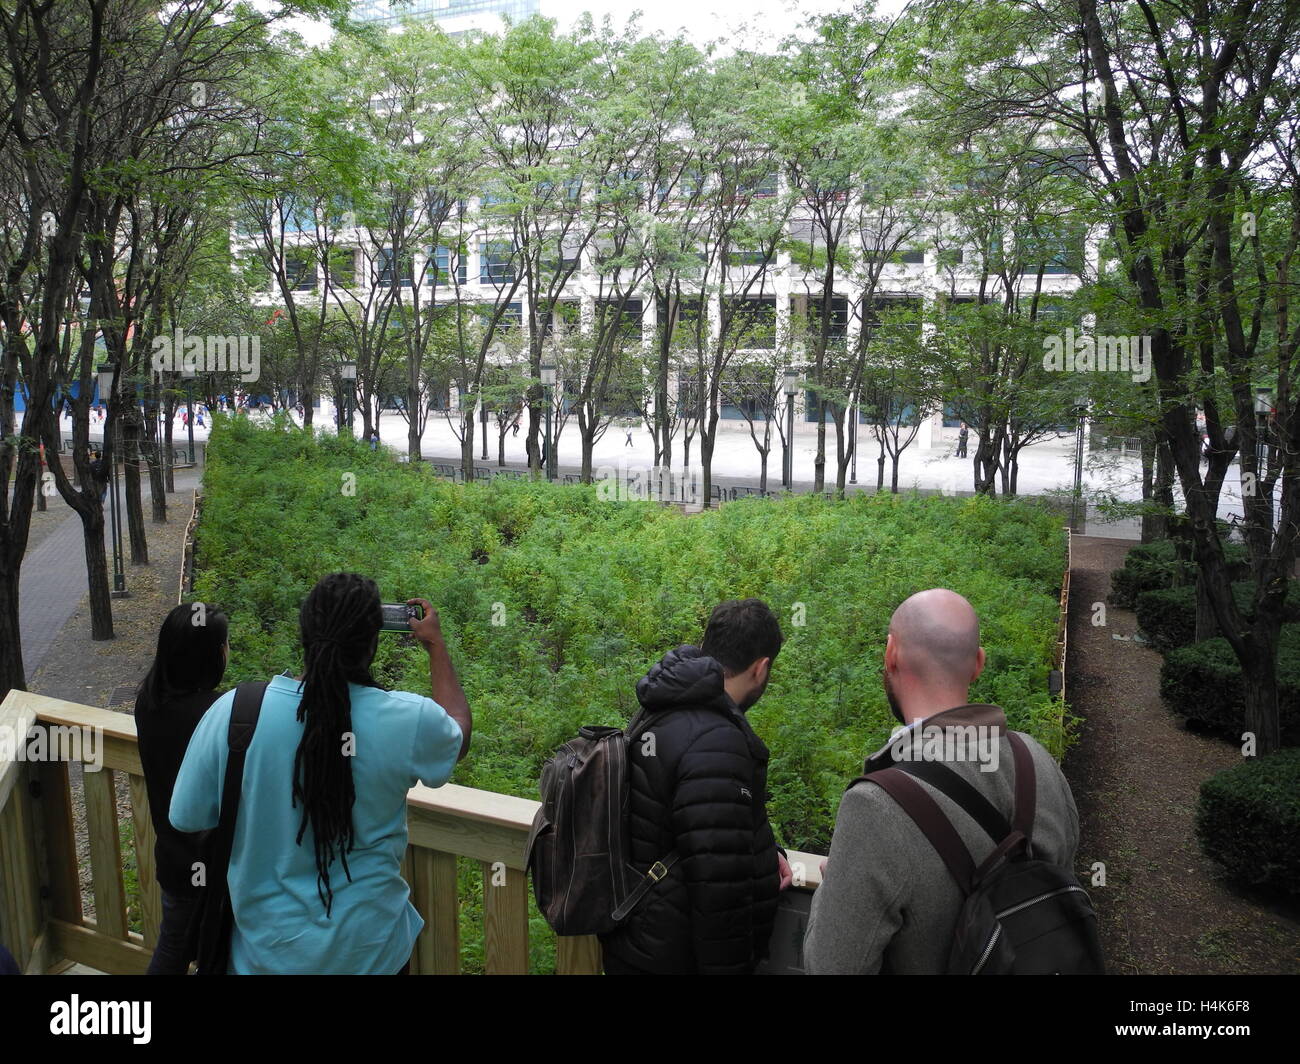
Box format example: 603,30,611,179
1197,748,1300,897
1109,538,1248,610
1135,580,1298,654
1160,623,1300,745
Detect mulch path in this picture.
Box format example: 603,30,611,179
28,480,197,927
1064,535,1300,974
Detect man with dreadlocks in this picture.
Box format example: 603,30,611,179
171,573,471,974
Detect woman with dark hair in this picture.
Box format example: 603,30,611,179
170,573,471,974
135,603,230,975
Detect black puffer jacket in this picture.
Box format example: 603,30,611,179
600,645,781,974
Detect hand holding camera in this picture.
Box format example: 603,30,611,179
404,597,444,650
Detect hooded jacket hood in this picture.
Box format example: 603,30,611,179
636,645,734,715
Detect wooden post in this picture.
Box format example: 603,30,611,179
0,765,43,973
37,759,82,924
413,848,459,975
128,774,162,948
481,859,528,974
556,935,603,976
83,767,128,939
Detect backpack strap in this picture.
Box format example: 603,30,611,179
857,768,976,895
197,681,268,974
610,850,681,922
211,682,267,873
1007,731,1036,841
854,731,1040,895
888,759,1012,845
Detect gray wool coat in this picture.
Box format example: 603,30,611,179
803,703,1080,974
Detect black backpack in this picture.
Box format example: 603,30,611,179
526,711,678,937
853,731,1104,974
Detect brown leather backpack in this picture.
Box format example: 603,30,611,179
526,715,678,936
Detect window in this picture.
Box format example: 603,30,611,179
720,369,770,421
426,377,451,412
285,252,316,291
658,297,705,345
727,247,769,268
804,388,840,423
676,370,703,417
807,297,848,341
729,296,776,350
480,241,515,285
498,302,522,330
328,248,356,287
282,196,315,235
432,246,466,287
377,248,413,287
480,183,509,209
596,299,642,342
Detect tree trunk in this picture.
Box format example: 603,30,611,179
0,553,26,693
581,427,595,483
1241,637,1281,752
701,429,715,507
164,403,175,493
814,410,826,493
83,505,113,640
123,415,148,565
460,417,475,481
526,393,541,474
143,410,166,523
1151,441,1175,541
1194,569,1218,642
407,398,421,463
1139,432,1156,542
759,450,768,494
891,452,901,494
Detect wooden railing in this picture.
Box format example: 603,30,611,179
0,691,822,975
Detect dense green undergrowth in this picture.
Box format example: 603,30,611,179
194,417,1068,969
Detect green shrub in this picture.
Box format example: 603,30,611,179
1110,539,1249,609
197,416,1071,837
194,417,1071,969
1110,541,1192,608
1160,623,1300,745
1197,749,1300,897
1135,580,1298,654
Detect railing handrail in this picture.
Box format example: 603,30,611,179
0,689,824,975
7,693,820,877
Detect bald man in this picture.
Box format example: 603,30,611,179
803,589,1080,974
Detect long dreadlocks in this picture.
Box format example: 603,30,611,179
294,572,382,916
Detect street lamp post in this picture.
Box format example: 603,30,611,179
1071,395,1088,534
541,362,556,481
182,365,196,465
783,369,798,490
1255,387,1273,478
849,387,859,485
97,362,127,597
340,360,357,436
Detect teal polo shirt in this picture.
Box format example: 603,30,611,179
171,674,463,974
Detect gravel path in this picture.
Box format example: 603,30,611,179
1063,535,1300,974
27,474,198,927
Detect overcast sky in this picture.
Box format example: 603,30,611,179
284,0,912,51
